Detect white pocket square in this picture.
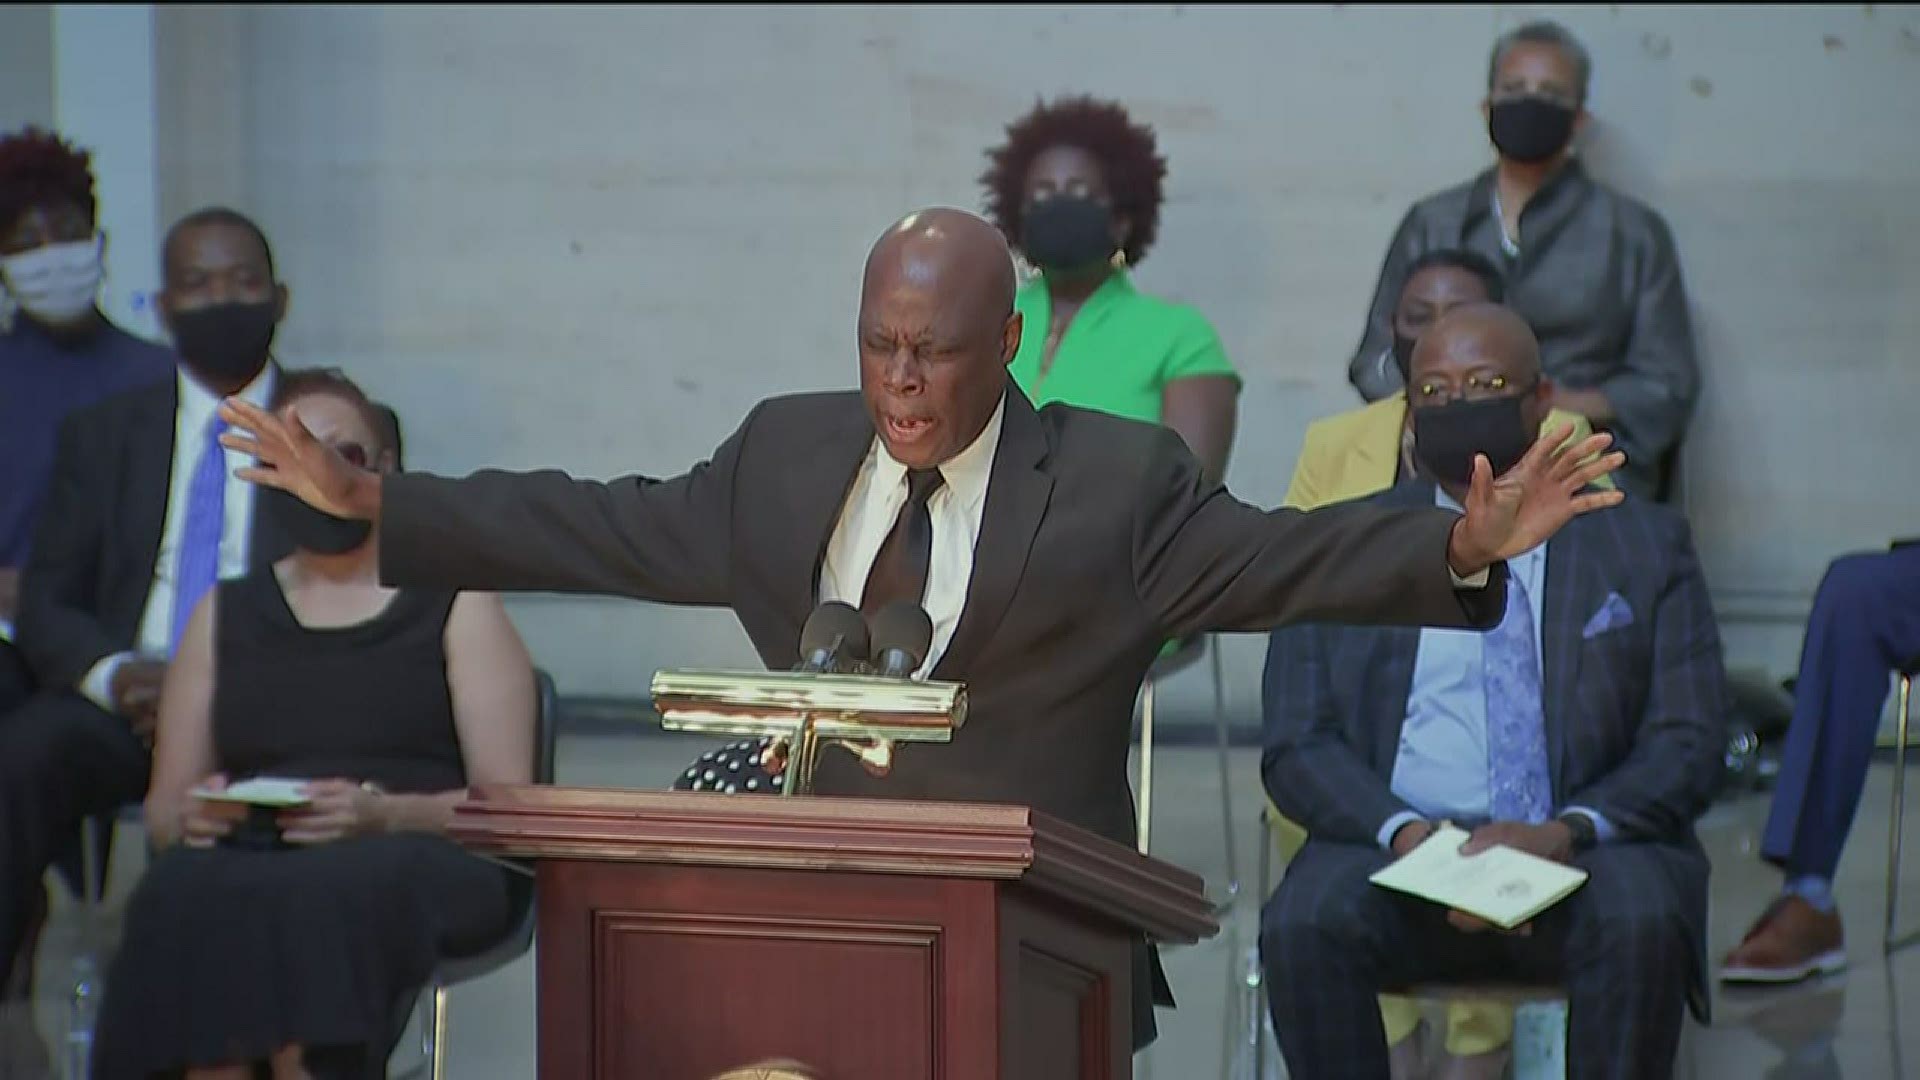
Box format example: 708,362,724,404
1582,592,1634,639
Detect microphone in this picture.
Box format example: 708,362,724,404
794,601,871,674
868,602,933,679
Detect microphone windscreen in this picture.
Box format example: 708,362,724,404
869,602,933,670
798,601,870,663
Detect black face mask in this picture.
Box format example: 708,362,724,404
260,486,373,555
1411,390,1535,487
168,299,278,386
1391,334,1418,384
1487,97,1577,164
1020,195,1115,273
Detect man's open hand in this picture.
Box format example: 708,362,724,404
1447,424,1626,577
217,398,380,521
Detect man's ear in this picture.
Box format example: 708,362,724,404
272,282,291,323
1001,310,1023,367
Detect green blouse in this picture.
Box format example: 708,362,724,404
1008,270,1239,425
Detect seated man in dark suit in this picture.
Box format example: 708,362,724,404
1720,543,1920,982
1260,303,1726,1080
0,206,293,1023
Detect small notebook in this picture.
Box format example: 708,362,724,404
191,776,312,808
1368,823,1589,930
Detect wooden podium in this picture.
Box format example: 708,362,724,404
451,785,1218,1080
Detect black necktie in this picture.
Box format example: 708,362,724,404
860,468,944,618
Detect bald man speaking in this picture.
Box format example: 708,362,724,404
219,209,1622,1048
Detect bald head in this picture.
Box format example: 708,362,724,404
857,208,1023,469
1408,302,1541,388
864,208,1016,323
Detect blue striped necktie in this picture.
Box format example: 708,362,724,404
169,413,229,654
1484,573,1552,823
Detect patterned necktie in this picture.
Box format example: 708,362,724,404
1484,571,1552,823
860,468,944,618
170,413,228,654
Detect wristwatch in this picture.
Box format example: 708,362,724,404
1556,811,1598,853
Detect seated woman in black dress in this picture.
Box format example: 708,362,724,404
94,369,538,1080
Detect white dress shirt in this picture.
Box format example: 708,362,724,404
78,365,276,709
817,399,1005,679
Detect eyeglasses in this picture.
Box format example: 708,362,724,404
1410,375,1536,408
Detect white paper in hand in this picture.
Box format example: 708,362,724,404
191,776,312,808
1368,823,1589,930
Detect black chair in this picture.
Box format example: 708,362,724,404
396,668,559,1079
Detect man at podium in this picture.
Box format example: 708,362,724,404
216,208,1623,1049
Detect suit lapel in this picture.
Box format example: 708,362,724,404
121,381,178,584
1540,518,1597,800
781,398,877,620
932,387,1054,679
1367,627,1422,771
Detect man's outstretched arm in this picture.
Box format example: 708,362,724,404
221,397,754,606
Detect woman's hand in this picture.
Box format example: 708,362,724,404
279,779,389,845
181,773,235,849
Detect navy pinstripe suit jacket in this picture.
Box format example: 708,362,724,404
1261,479,1727,850
1261,480,1728,1014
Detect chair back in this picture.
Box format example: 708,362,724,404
532,668,559,785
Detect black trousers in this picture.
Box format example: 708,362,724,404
0,691,150,990
1261,839,1702,1080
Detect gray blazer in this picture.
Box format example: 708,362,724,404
1349,161,1699,499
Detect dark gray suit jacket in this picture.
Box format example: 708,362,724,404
383,384,1505,846
1262,479,1726,1008
17,377,292,690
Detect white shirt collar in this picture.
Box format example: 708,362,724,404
177,361,276,429
871,396,1005,514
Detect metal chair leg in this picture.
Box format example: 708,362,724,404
1210,637,1241,913
429,984,450,1080
63,819,107,1080
1886,674,1917,953
1137,677,1156,855
1252,806,1274,1079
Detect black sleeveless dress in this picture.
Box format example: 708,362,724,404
93,569,522,1078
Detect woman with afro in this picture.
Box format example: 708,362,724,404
981,95,1239,488
0,127,171,701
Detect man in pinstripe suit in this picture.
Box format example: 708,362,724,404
1259,304,1727,1080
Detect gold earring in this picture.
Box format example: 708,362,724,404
1110,248,1127,270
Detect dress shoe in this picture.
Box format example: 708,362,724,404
1720,895,1846,984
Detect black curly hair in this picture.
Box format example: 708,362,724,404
0,126,97,239
980,95,1167,266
